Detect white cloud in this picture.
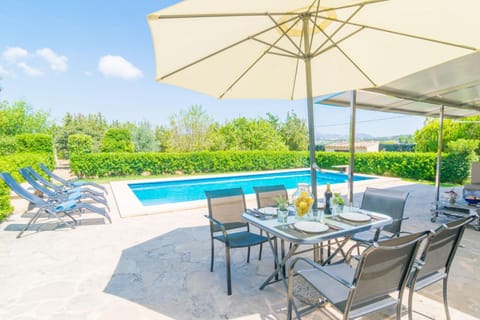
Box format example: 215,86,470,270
98,55,143,80
17,62,43,77
3,47,28,62
36,48,68,72
0,64,8,77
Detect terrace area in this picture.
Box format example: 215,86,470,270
0,175,479,320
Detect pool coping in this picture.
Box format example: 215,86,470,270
110,168,398,218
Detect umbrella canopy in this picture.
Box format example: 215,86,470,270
147,0,480,202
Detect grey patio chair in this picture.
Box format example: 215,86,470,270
253,184,288,257
287,231,429,320
204,187,269,295
0,172,111,238
352,187,409,244
407,214,477,320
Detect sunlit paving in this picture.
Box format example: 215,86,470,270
2,0,480,319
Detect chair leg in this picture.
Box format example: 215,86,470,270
247,246,251,263
408,287,414,320
225,246,232,295
443,278,451,320
210,237,215,272
259,230,263,260
396,299,402,320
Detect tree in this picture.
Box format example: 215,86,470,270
219,117,287,151
132,121,157,152
100,128,135,152
0,100,51,136
54,112,108,158
279,111,308,151
165,105,216,152
414,116,480,152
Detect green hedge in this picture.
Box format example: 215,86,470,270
0,153,55,222
70,150,471,184
68,134,93,156
0,134,53,155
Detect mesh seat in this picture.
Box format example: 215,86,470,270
408,215,476,320
204,188,268,295
352,187,409,243
287,231,429,320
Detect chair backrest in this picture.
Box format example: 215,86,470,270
0,172,47,206
39,163,68,185
416,215,475,280
360,187,409,234
253,184,288,208
350,231,428,309
470,162,480,184
205,188,247,232
19,168,56,197
26,166,60,191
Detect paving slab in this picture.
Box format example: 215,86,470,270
0,178,478,320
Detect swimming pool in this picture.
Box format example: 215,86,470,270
128,169,374,206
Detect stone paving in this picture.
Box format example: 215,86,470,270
0,176,479,320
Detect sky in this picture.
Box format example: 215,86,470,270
0,0,426,138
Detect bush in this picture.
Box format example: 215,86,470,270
379,143,415,152
0,136,17,155
70,150,470,184
15,133,54,154
100,128,135,153
0,153,55,222
68,134,93,155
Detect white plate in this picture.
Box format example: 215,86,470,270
259,207,277,215
339,212,371,222
294,221,329,233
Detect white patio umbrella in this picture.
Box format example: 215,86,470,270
147,0,480,203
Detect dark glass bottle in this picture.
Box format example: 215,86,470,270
324,183,333,215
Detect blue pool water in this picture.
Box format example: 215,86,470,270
129,169,374,206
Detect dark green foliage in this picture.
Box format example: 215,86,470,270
15,133,54,153
68,134,93,155
70,150,470,184
100,128,135,153
70,151,309,177
0,153,54,222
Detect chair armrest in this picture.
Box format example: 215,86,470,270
204,215,230,241
288,256,354,289
345,242,370,264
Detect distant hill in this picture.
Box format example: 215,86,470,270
316,133,413,144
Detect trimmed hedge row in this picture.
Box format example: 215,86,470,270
70,150,470,184
0,153,55,222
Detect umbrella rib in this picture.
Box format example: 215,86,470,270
267,14,304,56
316,25,377,86
219,19,300,98
311,4,364,56
308,0,322,55
312,27,364,57
319,16,478,51
159,15,300,81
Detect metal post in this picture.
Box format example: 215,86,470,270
348,90,357,205
302,15,318,207
435,105,445,202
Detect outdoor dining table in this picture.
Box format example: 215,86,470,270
242,208,393,290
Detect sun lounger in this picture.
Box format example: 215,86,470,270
39,163,107,193
19,168,109,210
26,166,105,199
0,172,111,238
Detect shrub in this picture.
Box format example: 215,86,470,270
15,133,54,154
100,128,134,153
0,153,55,222
0,136,17,155
68,134,93,155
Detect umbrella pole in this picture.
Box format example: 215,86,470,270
302,16,318,207
348,90,357,205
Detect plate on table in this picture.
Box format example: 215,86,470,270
259,207,277,215
339,212,371,222
294,221,329,233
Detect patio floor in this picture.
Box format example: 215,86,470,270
0,177,478,320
